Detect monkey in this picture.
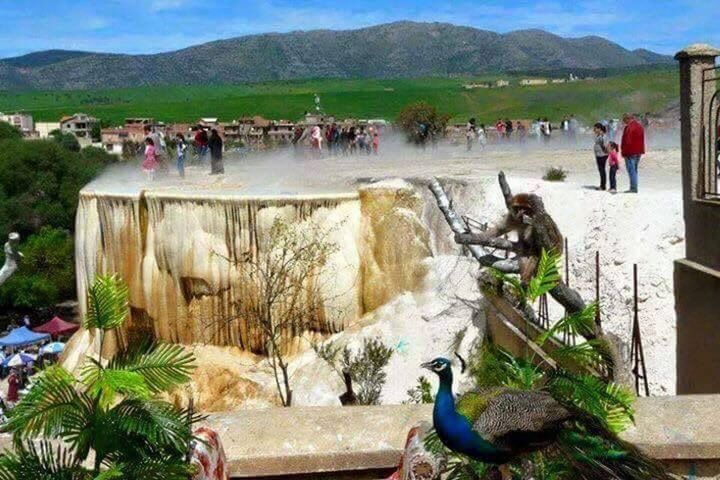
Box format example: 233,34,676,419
455,185,593,336
454,192,563,283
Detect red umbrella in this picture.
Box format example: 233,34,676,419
33,316,80,339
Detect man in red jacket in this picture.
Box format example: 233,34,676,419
620,113,646,193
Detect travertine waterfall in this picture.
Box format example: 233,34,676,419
68,180,433,367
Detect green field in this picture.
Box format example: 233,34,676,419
0,69,678,125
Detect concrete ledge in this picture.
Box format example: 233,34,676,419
205,395,720,478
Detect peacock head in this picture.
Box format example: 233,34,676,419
421,357,454,381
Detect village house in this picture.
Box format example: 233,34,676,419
495,79,510,88
519,79,549,86
266,120,295,145
0,112,34,136
34,122,61,138
60,113,99,144
123,118,155,142
100,127,129,154
463,83,491,90
551,78,567,84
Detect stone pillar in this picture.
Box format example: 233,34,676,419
674,44,720,394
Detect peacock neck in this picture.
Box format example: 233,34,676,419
433,370,506,463
434,372,456,416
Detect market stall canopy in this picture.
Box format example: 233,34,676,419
0,326,50,347
40,342,65,355
4,352,36,367
33,316,80,338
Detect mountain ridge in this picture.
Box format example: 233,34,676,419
0,21,673,90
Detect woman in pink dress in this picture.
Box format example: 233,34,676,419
143,137,159,180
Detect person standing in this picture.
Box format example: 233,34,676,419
208,129,224,174
593,122,609,190
142,137,158,180
372,131,380,155
194,128,209,163
466,118,476,151
568,114,579,143
176,133,187,178
620,113,646,193
607,141,621,194
6,369,19,406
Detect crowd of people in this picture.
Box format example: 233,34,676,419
464,115,585,149
292,123,381,157
142,125,225,180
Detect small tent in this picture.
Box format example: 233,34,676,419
33,316,80,339
0,326,50,348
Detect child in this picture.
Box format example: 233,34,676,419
608,141,620,193
143,137,158,181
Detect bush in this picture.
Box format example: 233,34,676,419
315,337,394,405
543,166,568,182
405,376,434,404
0,227,75,309
0,121,21,140
396,101,450,144
49,129,80,152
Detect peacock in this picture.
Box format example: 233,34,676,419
421,357,672,479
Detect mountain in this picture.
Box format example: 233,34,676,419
2,50,94,68
0,22,673,90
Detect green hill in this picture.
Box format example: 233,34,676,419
0,22,672,91
0,68,678,125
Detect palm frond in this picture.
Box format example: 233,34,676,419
550,341,605,369
0,441,88,480
526,249,561,302
109,342,195,394
5,367,93,443
93,465,124,480
549,371,635,433
80,358,151,407
83,275,129,331
537,303,598,346
118,457,195,480
470,342,546,390
108,399,198,454
489,268,525,299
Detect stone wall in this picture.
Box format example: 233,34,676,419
201,395,720,479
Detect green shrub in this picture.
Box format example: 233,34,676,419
0,227,75,309
49,129,80,152
0,121,21,140
405,376,434,404
543,166,568,182
315,337,394,405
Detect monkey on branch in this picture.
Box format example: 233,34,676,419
454,172,600,340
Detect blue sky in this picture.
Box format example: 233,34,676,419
5,0,719,58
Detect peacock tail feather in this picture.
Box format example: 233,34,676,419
556,410,673,480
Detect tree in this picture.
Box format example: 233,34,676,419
90,123,101,142
49,129,80,152
212,217,341,407
314,337,394,405
396,102,450,145
0,275,200,480
0,122,21,141
0,227,75,309
0,138,114,237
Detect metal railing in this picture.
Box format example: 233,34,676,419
533,245,651,396
700,65,720,200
